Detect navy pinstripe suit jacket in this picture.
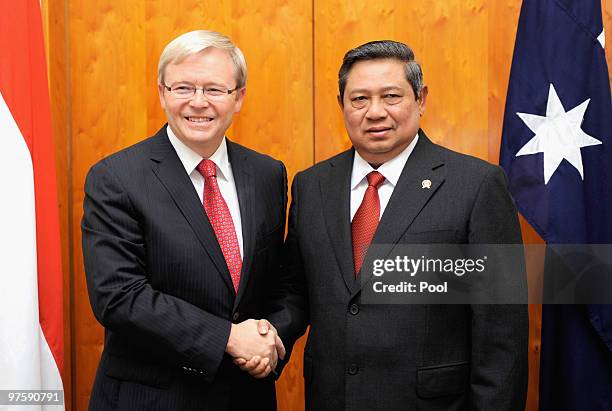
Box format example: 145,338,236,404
82,127,286,410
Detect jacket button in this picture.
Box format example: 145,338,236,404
348,364,358,375
349,304,359,315
232,312,240,321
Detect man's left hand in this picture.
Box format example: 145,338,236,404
233,319,285,378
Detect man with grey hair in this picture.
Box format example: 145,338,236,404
263,40,528,410
82,30,287,410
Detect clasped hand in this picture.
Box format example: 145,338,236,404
226,319,286,378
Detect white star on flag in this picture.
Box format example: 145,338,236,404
515,83,602,184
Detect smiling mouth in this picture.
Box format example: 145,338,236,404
185,116,213,123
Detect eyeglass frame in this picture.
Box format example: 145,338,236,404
161,83,241,100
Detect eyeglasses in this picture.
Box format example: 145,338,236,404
349,94,404,109
162,84,240,100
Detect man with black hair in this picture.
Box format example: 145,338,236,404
263,40,528,411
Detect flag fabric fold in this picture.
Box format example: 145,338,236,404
500,0,612,410
0,0,64,408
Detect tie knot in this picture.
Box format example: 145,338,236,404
366,171,385,188
196,159,217,179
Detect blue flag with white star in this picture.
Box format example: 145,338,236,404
500,0,611,243
499,0,612,409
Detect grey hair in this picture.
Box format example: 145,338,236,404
158,30,247,88
338,40,424,102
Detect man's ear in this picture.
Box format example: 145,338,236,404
337,94,344,109
234,87,247,113
158,84,167,110
417,85,428,116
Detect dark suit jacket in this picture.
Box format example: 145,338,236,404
270,130,528,411
82,127,287,411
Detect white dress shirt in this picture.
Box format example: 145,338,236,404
167,126,244,258
350,134,419,222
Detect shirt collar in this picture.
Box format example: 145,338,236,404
166,125,231,181
350,133,419,190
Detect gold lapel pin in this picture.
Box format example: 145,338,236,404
421,179,432,189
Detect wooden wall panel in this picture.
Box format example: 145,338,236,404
488,1,521,163
224,5,314,406
42,0,72,409
487,3,541,409
69,1,148,409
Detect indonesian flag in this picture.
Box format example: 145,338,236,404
0,0,65,408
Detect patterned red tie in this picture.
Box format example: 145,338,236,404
196,159,242,293
352,171,385,276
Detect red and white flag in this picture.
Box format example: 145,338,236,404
0,0,64,408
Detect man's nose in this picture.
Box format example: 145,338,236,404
365,97,387,120
189,89,210,108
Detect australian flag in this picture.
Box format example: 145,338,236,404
499,0,612,410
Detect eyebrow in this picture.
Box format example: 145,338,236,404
166,80,230,88
348,86,404,94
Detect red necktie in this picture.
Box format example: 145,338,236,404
352,171,385,276
196,159,242,293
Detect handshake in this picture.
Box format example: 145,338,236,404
225,319,286,379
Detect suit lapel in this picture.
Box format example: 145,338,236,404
227,141,255,309
358,131,447,291
319,150,359,294
149,129,234,293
